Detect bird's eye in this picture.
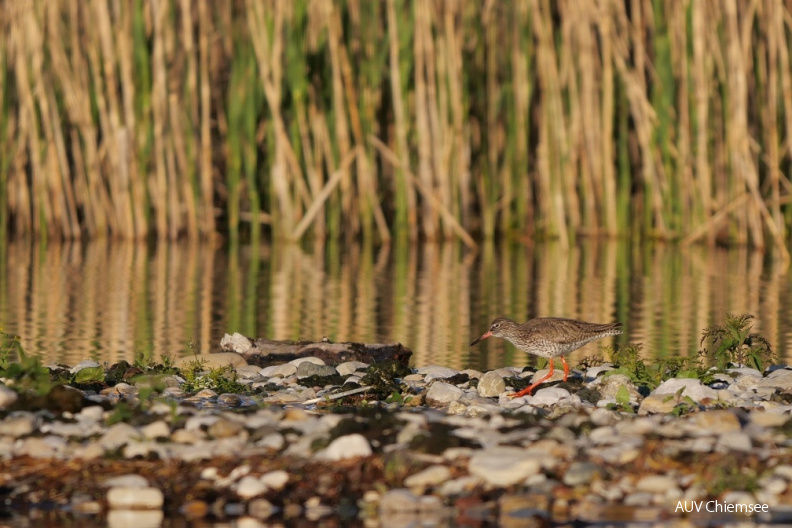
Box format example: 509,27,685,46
493,323,500,329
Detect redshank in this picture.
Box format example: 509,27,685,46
470,316,623,397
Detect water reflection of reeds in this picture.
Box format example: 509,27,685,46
1,239,790,371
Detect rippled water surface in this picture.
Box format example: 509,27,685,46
1,239,790,370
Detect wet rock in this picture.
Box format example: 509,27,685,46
468,446,542,486
477,371,506,398
425,382,464,406
314,433,372,460
296,362,338,379
107,486,164,509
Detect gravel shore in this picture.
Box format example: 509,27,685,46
3,347,792,526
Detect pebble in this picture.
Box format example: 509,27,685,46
314,433,372,460
296,362,338,378
5,355,792,523
0,385,19,409
468,447,542,486
337,361,369,376
477,371,505,398
2,413,36,437
425,382,464,405
563,462,605,486
416,365,460,381
652,378,718,402
106,487,164,509
404,465,452,489
260,470,289,490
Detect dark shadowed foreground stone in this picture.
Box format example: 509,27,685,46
223,334,412,367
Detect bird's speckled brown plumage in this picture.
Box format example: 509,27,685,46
470,316,623,397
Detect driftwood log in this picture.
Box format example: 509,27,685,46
220,333,412,367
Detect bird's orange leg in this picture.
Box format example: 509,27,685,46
562,356,569,382
511,359,555,398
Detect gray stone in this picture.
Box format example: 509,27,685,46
478,371,506,398
101,475,150,488
235,476,267,499
652,378,718,403
260,363,297,378
425,382,464,405
141,420,171,440
717,432,752,452
100,423,141,450
106,486,164,509
468,446,542,486
288,356,326,367
586,364,616,381
337,361,369,376
314,433,372,461
637,394,679,414
0,385,18,410
296,362,338,379
596,374,642,402
15,436,68,458
688,410,742,435
417,365,460,381
220,332,253,353
526,387,580,407
1,413,36,437
759,369,792,390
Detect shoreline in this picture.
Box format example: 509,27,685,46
2,345,792,524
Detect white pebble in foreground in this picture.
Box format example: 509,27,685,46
107,487,164,510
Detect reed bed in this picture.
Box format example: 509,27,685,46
2,0,792,254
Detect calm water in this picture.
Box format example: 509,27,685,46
0,238,790,370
